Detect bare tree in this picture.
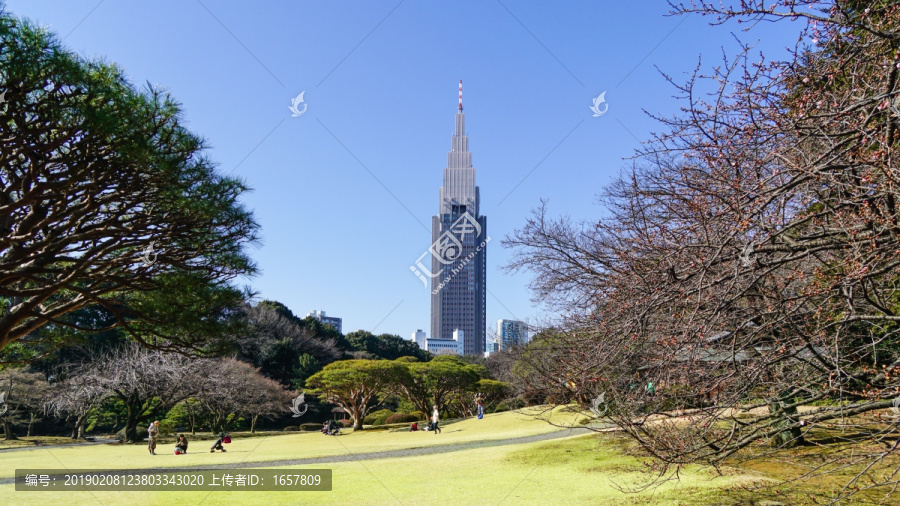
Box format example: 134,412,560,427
506,1,900,501
45,378,105,439
0,369,49,439
198,358,291,433
89,344,202,442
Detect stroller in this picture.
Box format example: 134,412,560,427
322,419,341,436
210,432,231,452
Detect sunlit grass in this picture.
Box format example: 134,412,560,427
0,407,585,479
1,432,766,506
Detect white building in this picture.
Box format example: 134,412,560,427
426,329,465,355
307,310,342,334
412,329,427,350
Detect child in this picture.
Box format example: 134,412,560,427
409,422,418,431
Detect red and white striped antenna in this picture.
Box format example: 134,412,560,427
458,80,463,111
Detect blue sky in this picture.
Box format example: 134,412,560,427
5,1,803,340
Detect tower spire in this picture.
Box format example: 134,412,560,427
458,80,463,111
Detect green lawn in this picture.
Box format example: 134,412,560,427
0,407,585,479
0,431,768,505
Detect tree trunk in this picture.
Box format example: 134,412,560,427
2,420,17,440
768,399,803,448
124,403,139,443
250,414,258,433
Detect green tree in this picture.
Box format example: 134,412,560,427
0,7,259,353
306,360,409,430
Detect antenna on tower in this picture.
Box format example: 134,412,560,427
458,80,463,111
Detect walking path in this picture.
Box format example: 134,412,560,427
0,425,606,484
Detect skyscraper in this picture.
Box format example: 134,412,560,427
430,81,487,356
497,319,529,350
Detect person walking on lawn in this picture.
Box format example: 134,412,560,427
147,421,160,455
431,405,441,434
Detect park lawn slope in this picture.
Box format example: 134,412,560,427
0,407,585,479
0,432,768,506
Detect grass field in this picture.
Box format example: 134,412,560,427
0,429,768,505
4,407,895,505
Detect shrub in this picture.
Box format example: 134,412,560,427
157,420,175,436
409,410,426,421
492,398,524,413
115,426,146,441
300,423,323,431
363,409,393,425
283,426,301,432
385,413,418,424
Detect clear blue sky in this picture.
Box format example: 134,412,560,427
5,0,802,339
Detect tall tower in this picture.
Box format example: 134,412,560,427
430,81,487,355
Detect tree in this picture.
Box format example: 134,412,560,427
0,7,259,354
199,358,292,433
505,1,900,500
45,376,105,439
235,303,341,385
306,360,409,430
0,369,49,439
346,331,431,361
394,356,482,416
89,344,201,442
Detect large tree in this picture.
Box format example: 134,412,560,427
506,1,900,501
0,7,258,354
306,359,409,430
88,344,201,442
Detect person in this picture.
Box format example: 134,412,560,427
147,421,159,455
431,405,441,434
475,393,485,419
409,422,418,431
210,432,228,452
174,434,188,455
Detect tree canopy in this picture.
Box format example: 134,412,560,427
0,7,258,354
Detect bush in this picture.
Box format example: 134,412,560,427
157,420,175,436
363,409,393,425
115,426,146,441
385,413,418,424
492,398,525,413
409,410,426,421
283,426,301,432
300,423,323,431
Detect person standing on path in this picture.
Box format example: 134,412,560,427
431,405,441,434
147,421,160,455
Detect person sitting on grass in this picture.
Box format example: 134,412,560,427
409,422,418,431
174,434,188,455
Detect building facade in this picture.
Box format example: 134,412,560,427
430,81,487,356
426,329,465,356
497,319,529,350
307,310,342,334
412,329,427,350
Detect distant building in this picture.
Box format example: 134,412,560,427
497,320,528,350
307,310,342,334
426,329,465,355
412,329,427,350
485,341,501,356
429,81,487,356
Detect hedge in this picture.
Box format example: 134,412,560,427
385,413,418,424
